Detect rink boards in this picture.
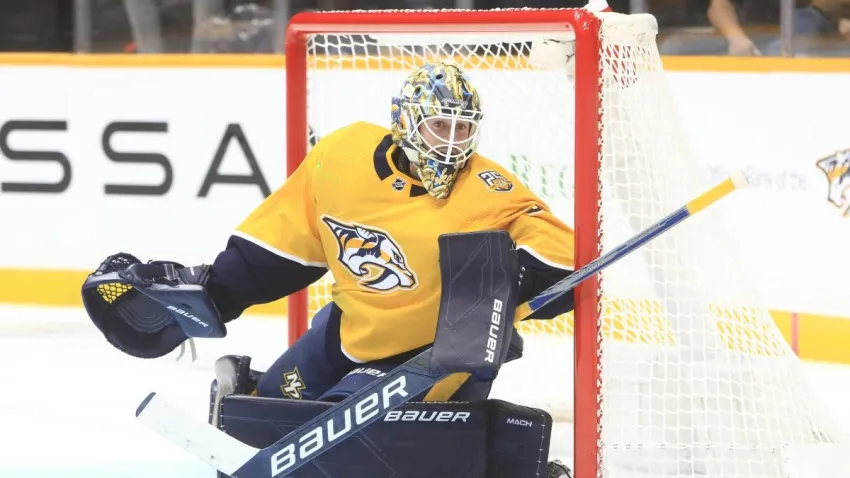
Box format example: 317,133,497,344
0,54,847,362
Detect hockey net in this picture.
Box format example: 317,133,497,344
285,8,850,477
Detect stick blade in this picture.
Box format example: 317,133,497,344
135,391,258,476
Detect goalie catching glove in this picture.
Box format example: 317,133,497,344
81,253,227,359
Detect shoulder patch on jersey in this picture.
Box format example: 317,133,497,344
478,170,514,192
321,215,418,293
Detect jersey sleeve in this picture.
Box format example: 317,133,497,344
485,177,576,321
508,201,575,273
234,148,326,266
205,127,350,321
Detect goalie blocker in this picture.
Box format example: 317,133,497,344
206,232,568,478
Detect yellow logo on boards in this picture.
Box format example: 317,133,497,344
815,149,850,218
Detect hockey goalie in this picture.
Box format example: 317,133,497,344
81,60,578,477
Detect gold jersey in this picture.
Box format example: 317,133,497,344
236,122,575,362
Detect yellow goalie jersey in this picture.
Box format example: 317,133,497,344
235,122,575,362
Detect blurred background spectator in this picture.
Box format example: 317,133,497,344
654,0,771,56
790,0,850,55
655,0,850,56
0,1,73,52
0,0,845,56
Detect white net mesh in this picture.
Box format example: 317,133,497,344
297,9,850,477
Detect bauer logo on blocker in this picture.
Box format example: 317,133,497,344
485,298,503,363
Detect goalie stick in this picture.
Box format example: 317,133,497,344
135,170,749,478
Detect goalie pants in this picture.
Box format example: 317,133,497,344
256,302,494,402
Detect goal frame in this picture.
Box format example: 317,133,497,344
285,9,604,477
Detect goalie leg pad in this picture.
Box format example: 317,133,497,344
217,395,553,478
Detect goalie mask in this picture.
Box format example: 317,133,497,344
391,61,483,200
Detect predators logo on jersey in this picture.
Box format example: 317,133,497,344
322,215,418,292
478,170,514,192
816,149,850,217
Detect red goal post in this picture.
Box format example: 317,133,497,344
284,8,605,477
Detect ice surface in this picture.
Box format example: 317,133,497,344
2,305,849,478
